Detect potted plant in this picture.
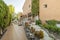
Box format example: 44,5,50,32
30,27,35,33
34,30,44,39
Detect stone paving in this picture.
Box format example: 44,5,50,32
1,23,27,40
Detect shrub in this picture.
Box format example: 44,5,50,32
39,30,44,39
37,20,60,35
30,27,35,33
42,23,60,34
36,20,41,25
25,22,29,28
57,28,60,33
34,30,44,39
0,0,11,35
46,20,57,26
56,21,60,24
42,24,51,30
50,26,57,32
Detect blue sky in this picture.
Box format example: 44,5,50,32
3,0,25,13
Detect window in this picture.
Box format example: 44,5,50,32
44,4,47,8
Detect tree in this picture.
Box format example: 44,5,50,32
0,0,8,34
8,5,15,14
8,5,15,23
32,0,39,17
0,0,9,34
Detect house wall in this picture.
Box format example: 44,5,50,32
23,0,31,15
39,0,60,22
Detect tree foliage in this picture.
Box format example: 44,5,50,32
8,5,14,14
32,0,39,17
0,0,12,34
8,5,15,22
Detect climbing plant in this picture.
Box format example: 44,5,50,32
32,0,39,17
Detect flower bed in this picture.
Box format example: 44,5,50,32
35,20,60,39
42,24,60,34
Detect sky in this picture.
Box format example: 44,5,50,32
3,0,25,13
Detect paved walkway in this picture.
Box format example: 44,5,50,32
1,23,27,40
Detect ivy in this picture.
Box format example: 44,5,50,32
32,0,39,17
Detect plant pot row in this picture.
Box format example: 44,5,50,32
25,24,44,39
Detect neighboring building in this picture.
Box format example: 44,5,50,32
39,0,60,22
17,12,22,20
23,0,31,17
23,0,60,23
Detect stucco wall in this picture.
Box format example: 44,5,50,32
39,0,60,21
23,0,31,15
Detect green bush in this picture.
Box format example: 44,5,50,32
46,20,57,26
56,21,60,24
30,27,35,33
47,20,60,24
42,24,60,34
0,0,12,34
42,24,51,30
36,20,41,25
50,26,58,32
38,20,60,35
